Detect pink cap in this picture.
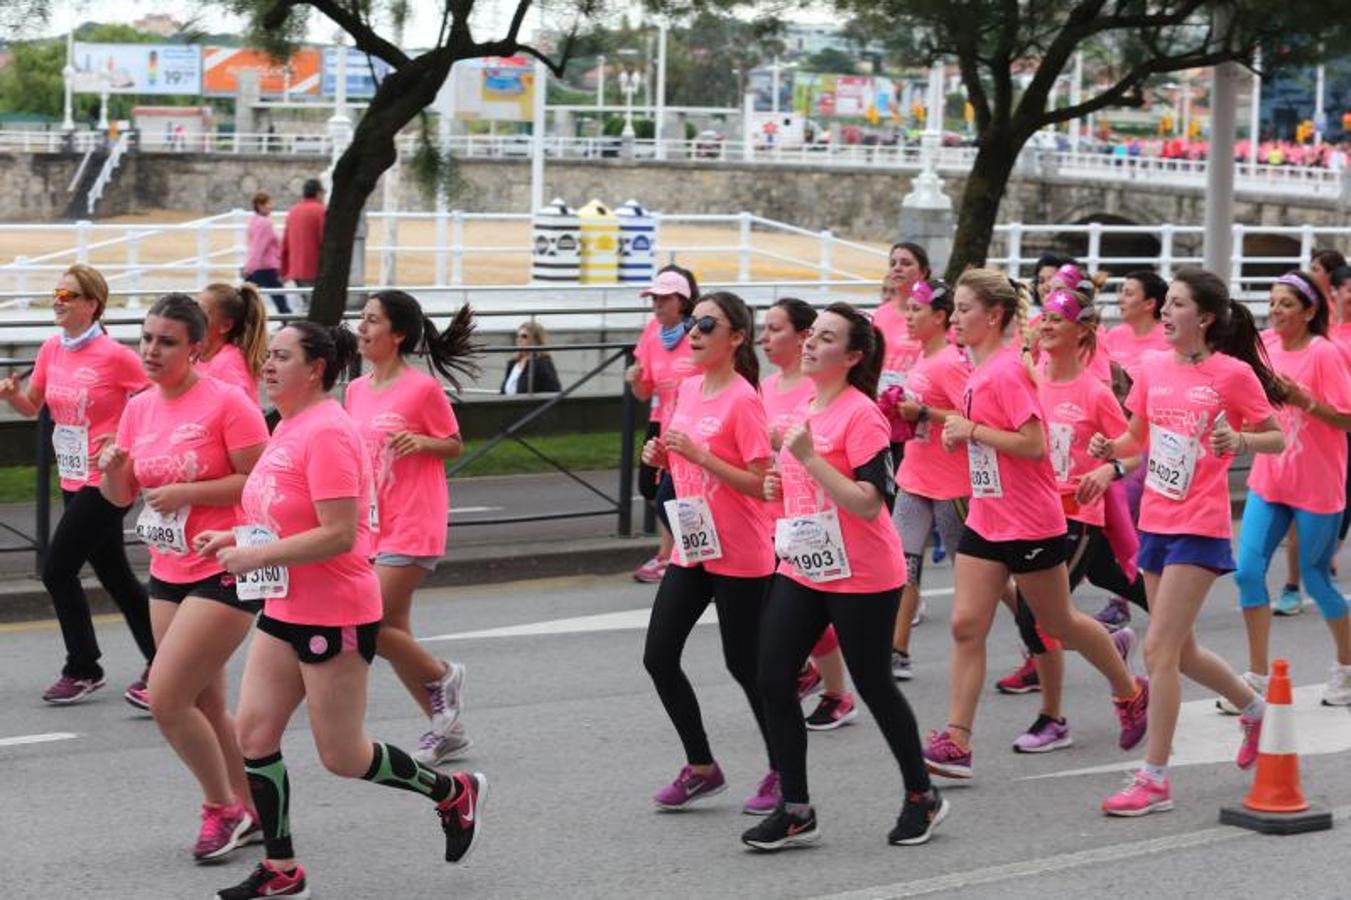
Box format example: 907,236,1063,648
640,271,692,300
910,281,934,305
1043,290,1084,322
1054,263,1083,288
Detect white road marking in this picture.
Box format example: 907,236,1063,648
813,804,1350,900
450,506,503,514
1021,685,1351,780
0,732,78,748
421,586,953,643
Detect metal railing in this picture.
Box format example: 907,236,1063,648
86,133,129,215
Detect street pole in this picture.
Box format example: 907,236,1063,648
1068,51,1083,152
771,59,780,116
1314,63,1326,146
97,82,109,131
1248,46,1262,178
596,54,605,111
531,58,546,215
327,38,353,174
61,31,75,133
899,57,954,273
1181,71,1192,141
654,21,667,160
1203,17,1238,276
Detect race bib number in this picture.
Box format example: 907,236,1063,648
967,440,1004,498
664,496,723,565
878,370,907,394
1048,423,1074,483
232,525,289,601
1145,423,1198,501
52,424,89,482
135,503,188,554
775,509,851,583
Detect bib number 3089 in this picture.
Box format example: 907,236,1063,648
232,525,289,601
664,497,723,566
135,504,188,554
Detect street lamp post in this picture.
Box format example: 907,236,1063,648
620,71,643,138
61,30,75,133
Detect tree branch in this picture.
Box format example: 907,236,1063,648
308,0,411,67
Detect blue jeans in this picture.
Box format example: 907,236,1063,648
1235,491,1347,620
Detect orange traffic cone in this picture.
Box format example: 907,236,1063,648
1220,659,1333,835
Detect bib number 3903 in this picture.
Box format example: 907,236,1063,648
967,440,1004,498
1145,424,1198,501
664,496,723,566
775,509,851,583
52,424,89,482
135,504,188,554
232,525,289,601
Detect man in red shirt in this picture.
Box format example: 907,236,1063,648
280,178,326,311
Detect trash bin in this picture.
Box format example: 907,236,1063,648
577,198,619,284
530,198,581,284
615,199,657,285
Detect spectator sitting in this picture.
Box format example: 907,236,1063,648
501,321,561,394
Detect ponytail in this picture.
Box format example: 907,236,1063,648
824,302,884,398
704,290,759,387
420,305,482,392
286,320,360,391
203,282,270,379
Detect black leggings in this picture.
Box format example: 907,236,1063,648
45,487,154,679
757,575,930,804
1015,520,1148,655
642,564,774,768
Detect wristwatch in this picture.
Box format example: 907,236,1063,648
1110,459,1127,481
918,405,930,423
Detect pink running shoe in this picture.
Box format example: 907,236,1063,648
1113,676,1149,750
1102,770,1173,817
923,730,973,779
1236,711,1264,769
995,655,1040,694
124,668,151,712
1112,627,1135,667
653,763,727,810
796,658,823,701
193,802,253,862
633,555,668,584
742,770,781,816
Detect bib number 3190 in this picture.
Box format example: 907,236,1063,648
232,525,289,601
664,496,723,566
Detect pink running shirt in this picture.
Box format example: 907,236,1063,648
1126,352,1274,539
634,318,697,431
871,302,923,392
1039,369,1129,527
1103,322,1170,381
898,344,971,501
776,387,906,593
117,376,269,583
198,343,258,401
1248,337,1351,514
665,375,774,578
760,371,816,518
32,333,149,491
1327,322,1351,362
239,399,381,626
344,367,459,558
962,347,1066,542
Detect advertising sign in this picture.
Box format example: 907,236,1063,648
203,47,322,97
440,57,537,122
321,47,391,98
72,43,201,95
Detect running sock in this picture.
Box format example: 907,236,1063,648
1143,762,1168,782
245,752,294,860
361,741,457,803
1241,696,1266,720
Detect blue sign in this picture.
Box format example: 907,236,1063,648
321,47,390,98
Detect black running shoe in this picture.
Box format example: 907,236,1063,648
888,788,949,846
741,804,820,851
438,771,487,863
216,862,309,899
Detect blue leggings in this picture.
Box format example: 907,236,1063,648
1235,492,1348,620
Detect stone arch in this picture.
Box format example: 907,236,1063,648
1053,213,1163,277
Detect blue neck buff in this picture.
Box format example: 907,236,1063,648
60,322,102,352
659,318,690,352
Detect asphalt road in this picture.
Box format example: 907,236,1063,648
2,560,1350,899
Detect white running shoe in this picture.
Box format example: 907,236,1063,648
1321,664,1351,707
1216,670,1268,715
911,596,927,626
413,721,474,766
428,661,466,733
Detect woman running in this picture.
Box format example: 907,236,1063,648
1232,272,1351,708
759,297,855,731
0,264,155,707
1008,288,1148,753
745,302,946,851
98,294,270,862
347,292,478,764
921,269,1147,782
641,291,777,815
888,281,970,681
196,282,269,400
200,323,485,900
1090,270,1284,816
629,265,699,584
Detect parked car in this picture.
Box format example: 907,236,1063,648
693,130,725,158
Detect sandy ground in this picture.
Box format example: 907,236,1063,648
0,212,891,301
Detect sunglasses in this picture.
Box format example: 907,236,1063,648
53,288,84,301
688,315,725,335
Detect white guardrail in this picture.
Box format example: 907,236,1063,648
1,128,1343,198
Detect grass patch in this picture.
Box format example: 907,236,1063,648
0,431,644,504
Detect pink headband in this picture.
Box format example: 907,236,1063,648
1054,264,1083,287
1043,290,1084,322
1276,273,1319,307
910,281,934,305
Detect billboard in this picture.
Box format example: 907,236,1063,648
72,43,201,95
791,72,896,120
440,57,537,122
202,47,322,97
321,47,391,98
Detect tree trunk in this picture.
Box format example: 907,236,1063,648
944,134,1022,283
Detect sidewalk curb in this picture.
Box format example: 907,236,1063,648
0,537,656,625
